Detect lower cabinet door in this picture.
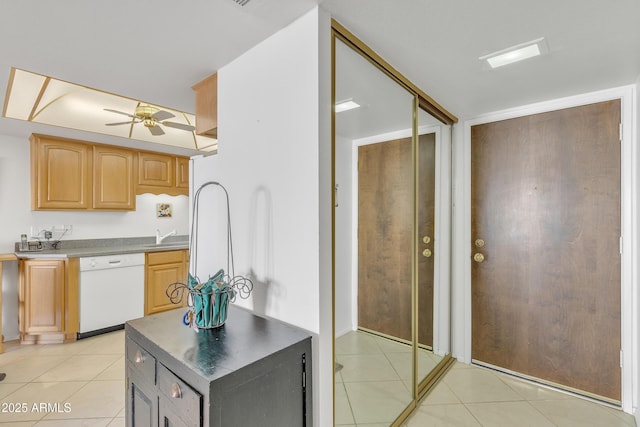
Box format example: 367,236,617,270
21,259,65,333
127,372,158,427
159,395,191,427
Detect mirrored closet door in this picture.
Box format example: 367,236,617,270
332,21,456,426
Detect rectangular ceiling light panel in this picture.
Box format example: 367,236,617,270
335,99,360,113
3,69,45,120
480,37,547,69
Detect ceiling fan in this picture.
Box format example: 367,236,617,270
104,105,195,136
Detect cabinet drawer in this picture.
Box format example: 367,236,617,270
147,250,184,266
126,338,156,384
158,363,202,426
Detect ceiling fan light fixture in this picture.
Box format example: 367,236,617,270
480,37,547,69
3,67,212,153
135,105,158,118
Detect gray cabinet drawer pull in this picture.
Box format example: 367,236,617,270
171,383,182,399
135,350,145,363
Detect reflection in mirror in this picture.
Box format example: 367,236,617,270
333,37,415,425
416,106,450,388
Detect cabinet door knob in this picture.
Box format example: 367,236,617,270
135,350,145,364
171,383,183,399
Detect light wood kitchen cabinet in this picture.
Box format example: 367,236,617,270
18,258,79,344
93,145,136,210
31,134,189,209
176,157,189,190
31,134,137,211
145,250,188,316
136,151,189,196
192,72,218,138
30,134,92,210
137,152,174,189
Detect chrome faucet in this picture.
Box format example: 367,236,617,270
156,229,177,245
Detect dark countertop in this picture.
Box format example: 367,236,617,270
125,305,312,384
14,235,189,259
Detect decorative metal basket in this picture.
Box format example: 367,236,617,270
167,270,252,330
166,181,252,331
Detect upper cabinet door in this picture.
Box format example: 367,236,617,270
176,157,189,190
93,145,136,210
136,151,189,196
138,152,174,188
192,72,218,138
31,134,92,210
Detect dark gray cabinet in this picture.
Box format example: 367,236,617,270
125,306,312,427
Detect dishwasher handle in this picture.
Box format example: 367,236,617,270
79,253,145,271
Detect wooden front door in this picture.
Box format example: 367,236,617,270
358,134,435,345
471,100,621,401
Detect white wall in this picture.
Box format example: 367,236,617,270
0,134,189,340
191,8,332,426
451,122,466,360
194,11,321,333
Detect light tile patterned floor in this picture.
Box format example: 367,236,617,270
0,331,125,426
337,331,637,427
0,329,637,426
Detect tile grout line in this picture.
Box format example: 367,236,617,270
490,371,561,427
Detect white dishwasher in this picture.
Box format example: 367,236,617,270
78,253,145,339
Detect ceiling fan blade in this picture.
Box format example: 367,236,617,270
148,125,165,136
105,121,138,126
104,108,138,119
162,121,196,132
152,110,175,121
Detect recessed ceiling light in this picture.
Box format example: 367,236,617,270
479,37,547,69
335,99,360,113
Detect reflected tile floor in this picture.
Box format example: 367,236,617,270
0,331,125,426
335,331,444,426
336,332,636,427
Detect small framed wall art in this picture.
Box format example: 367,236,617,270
156,203,173,218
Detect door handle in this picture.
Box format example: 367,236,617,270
422,249,432,258
473,253,485,263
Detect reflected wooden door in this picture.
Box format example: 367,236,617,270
358,135,435,344
418,133,435,348
471,100,621,401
